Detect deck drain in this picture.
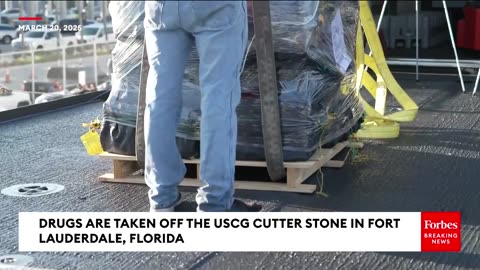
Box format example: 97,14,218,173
1,183,64,197
0,254,34,268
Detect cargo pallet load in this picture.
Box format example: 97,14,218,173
95,1,369,193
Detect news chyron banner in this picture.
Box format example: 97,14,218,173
18,212,461,252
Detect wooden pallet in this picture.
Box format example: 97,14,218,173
98,141,363,193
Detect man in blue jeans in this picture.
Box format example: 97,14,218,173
144,1,262,212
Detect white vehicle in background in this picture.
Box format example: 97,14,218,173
33,14,55,25
0,85,31,112
0,15,13,25
0,24,16,44
75,24,113,44
0,8,22,20
11,30,76,51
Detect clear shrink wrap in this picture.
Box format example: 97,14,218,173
100,1,145,155
101,0,364,161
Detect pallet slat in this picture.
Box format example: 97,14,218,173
99,173,318,193
98,141,351,169
99,152,346,169
97,141,359,193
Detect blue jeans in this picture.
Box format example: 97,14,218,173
144,1,248,211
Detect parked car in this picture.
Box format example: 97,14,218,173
14,20,35,37
0,23,16,44
0,15,12,25
0,8,22,20
33,14,55,25
11,29,76,51
0,84,31,112
75,23,113,44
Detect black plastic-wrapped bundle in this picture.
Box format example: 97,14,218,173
238,56,343,161
176,54,361,161
99,1,145,155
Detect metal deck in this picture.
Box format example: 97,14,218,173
0,73,479,269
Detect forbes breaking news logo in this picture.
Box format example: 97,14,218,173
421,212,461,252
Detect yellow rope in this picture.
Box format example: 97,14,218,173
82,117,102,131
315,168,329,197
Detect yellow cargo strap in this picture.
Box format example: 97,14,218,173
355,1,418,139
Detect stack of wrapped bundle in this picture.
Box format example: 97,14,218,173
101,0,364,162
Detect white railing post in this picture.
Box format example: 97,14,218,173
62,46,66,91
415,0,419,81
442,0,466,93
31,49,35,102
93,41,98,87
473,68,480,96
